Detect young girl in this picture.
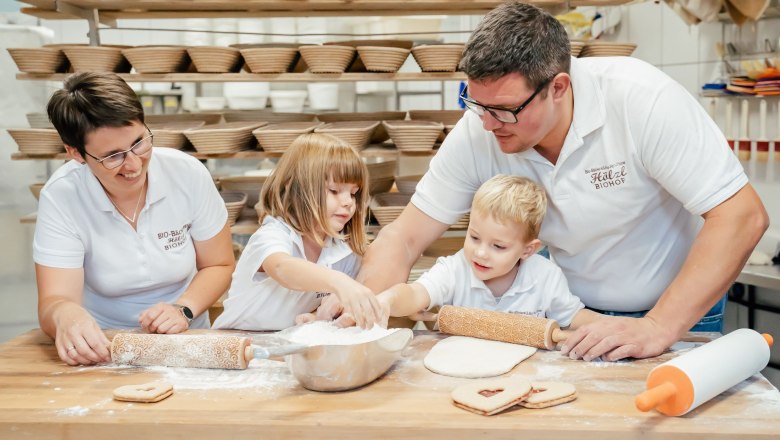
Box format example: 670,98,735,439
212,133,382,331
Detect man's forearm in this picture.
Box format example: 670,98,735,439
358,222,422,293
647,186,768,337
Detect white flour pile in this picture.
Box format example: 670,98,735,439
285,321,399,346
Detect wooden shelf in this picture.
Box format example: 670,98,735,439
18,0,634,20
16,72,467,83
20,212,37,224
11,145,435,161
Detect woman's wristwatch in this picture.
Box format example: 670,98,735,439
172,304,194,324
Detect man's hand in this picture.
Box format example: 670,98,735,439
560,316,677,362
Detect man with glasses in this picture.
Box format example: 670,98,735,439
354,2,768,361
34,72,235,366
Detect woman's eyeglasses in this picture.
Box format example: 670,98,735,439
84,125,154,170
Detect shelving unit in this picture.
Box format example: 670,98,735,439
17,72,467,83
18,0,634,20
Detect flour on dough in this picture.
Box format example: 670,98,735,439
424,336,537,378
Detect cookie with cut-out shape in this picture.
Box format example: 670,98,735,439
519,381,577,409
113,381,173,403
451,377,532,416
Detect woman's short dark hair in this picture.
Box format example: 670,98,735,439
459,2,571,90
47,72,144,156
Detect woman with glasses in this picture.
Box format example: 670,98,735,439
348,3,768,362
34,72,235,366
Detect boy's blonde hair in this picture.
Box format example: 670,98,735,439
471,174,547,240
259,133,369,255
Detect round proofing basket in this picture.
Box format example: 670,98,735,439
382,120,444,152
183,122,265,154
394,174,423,194
61,46,129,72
8,129,64,155
370,192,412,226
410,44,464,72
241,47,298,73
148,121,206,149
299,45,356,73
570,41,585,57
356,46,410,73
187,46,242,73
364,157,397,194
8,48,67,73
314,121,380,150
317,111,407,143
218,175,270,208
122,46,190,73
220,191,248,226
29,182,45,201
252,122,322,153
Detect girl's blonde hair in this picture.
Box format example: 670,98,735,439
472,174,547,241
259,133,369,255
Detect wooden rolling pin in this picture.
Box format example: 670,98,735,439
110,333,306,370
437,305,569,350
636,329,773,416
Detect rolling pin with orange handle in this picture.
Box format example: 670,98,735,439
437,305,570,350
635,328,773,416
110,333,307,370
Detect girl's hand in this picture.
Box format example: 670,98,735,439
139,303,190,334
54,304,111,366
332,275,382,329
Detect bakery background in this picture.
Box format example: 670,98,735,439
0,0,779,386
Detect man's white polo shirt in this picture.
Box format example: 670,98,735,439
417,251,583,327
33,147,228,329
413,56,747,312
212,216,360,331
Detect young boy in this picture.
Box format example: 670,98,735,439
376,174,600,332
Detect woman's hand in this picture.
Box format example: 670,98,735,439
139,303,190,334
54,303,111,366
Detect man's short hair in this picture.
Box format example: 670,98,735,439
459,2,571,90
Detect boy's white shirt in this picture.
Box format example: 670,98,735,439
212,215,360,331
416,251,584,327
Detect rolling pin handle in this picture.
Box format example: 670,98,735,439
762,333,773,348
551,328,570,343
635,381,677,412
244,345,255,363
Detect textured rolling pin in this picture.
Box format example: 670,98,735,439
110,333,306,370
437,305,570,350
635,328,774,416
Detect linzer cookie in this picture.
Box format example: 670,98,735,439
451,377,532,416
113,381,173,403
519,381,577,409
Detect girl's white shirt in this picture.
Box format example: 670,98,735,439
212,216,360,331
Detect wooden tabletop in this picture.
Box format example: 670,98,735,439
1,329,779,439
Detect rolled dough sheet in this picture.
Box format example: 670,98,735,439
424,336,537,378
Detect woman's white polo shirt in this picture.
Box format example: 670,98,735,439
33,147,227,329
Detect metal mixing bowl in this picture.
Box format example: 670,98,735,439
284,328,413,392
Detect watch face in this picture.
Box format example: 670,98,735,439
181,306,194,320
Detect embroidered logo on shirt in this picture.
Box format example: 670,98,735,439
509,310,546,318
585,161,627,190
156,223,192,251
315,292,331,299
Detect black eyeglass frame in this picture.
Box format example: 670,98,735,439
459,79,552,124
83,123,154,170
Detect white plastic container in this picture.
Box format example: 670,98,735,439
270,90,308,113
196,96,226,110
224,83,270,110
307,83,339,110
227,96,269,110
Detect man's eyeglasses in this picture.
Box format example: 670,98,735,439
84,124,154,170
459,79,551,124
